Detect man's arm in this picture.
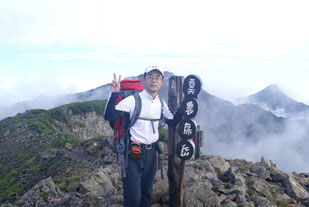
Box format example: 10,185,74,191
161,100,183,127
104,73,124,121
104,92,123,121
165,107,183,127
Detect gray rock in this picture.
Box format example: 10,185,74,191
185,181,214,206
221,200,237,207
65,143,73,150
103,155,116,164
249,196,277,207
236,193,247,204
102,146,113,156
79,166,115,197
251,179,273,198
15,177,68,207
250,164,270,180
237,202,255,207
285,175,309,202
208,156,230,174
269,166,287,182
197,190,220,207
219,167,247,202
275,193,291,203
110,172,122,189
39,152,56,159
152,174,169,204
0,204,18,207
260,156,272,170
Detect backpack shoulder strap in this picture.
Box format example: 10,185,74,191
128,92,142,128
159,97,164,120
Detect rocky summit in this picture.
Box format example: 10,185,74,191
1,100,309,207
2,136,309,207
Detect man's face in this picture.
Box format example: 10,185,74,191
142,70,164,94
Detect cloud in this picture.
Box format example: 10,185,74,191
203,109,309,173
1,0,309,49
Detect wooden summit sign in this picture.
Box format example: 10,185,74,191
178,118,197,140
182,75,202,97
176,75,201,161
176,139,195,160
168,74,203,207
181,97,198,119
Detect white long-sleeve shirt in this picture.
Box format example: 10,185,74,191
115,90,173,144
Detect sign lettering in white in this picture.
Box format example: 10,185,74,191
180,144,190,157
185,101,194,115
183,123,192,135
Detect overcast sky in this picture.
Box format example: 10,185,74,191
1,0,309,105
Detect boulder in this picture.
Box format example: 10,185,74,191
185,181,214,206
249,196,277,207
197,190,221,207
222,200,237,207
79,166,115,197
219,167,247,202
285,175,309,202
152,173,169,204
208,156,230,174
259,156,272,170
250,164,270,180
15,177,68,207
0,204,18,207
251,179,273,198
269,166,287,182
237,202,255,207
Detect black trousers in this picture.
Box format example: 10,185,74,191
122,144,157,207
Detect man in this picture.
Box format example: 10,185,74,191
104,66,182,207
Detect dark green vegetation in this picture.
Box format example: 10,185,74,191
0,101,107,203
0,100,174,204
67,101,105,116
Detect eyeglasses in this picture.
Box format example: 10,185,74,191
146,75,163,81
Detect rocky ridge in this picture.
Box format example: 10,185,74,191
0,101,112,203
2,137,309,207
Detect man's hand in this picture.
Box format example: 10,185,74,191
110,73,121,92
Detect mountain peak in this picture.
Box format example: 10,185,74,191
249,84,287,101
262,84,283,94
246,84,309,118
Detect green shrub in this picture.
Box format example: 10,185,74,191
30,157,54,173
51,131,81,149
159,127,168,142
22,157,36,167
26,109,54,134
49,108,69,123
0,169,23,199
40,191,49,203
246,177,255,185
67,101,106,115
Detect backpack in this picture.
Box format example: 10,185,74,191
110,79,143,153
109,79,165,178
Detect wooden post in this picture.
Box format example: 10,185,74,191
177,159,186,206
168,76,184,207
200,130,204,147
195,125,201,160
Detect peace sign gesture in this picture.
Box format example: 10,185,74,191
110,73,121,92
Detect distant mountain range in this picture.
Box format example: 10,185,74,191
1,72,309,172
2,73,308,144
2,72,309,205
0,84,111,121
235,84,309,119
